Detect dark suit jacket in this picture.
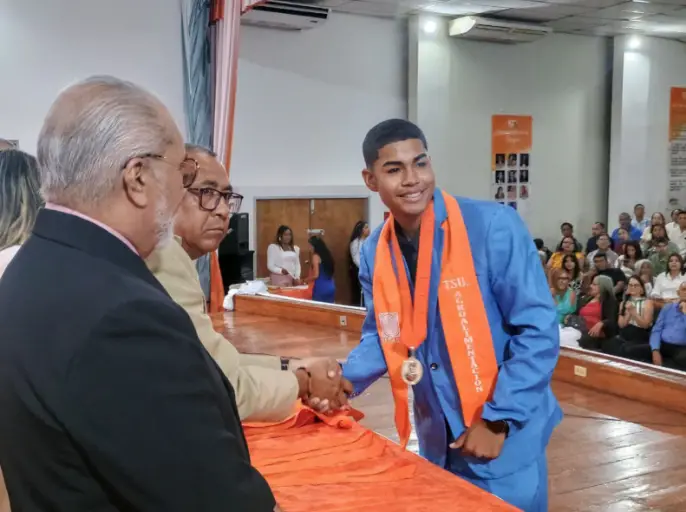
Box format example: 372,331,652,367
0,210,275,511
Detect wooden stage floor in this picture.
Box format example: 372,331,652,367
222,312,686,512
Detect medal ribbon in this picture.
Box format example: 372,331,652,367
372,190,499,449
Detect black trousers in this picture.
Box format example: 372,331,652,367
660,342,686,371
602,326,652,363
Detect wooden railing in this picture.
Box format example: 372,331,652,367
233,294,686,415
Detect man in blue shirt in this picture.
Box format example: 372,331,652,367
650,281,686,370
342,119,562,512
631,204,650,233
611,212,642,242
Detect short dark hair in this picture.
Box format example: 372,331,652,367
560,222,573,230
594,221,606,228
593,252,608,261
634,203,644,209
362,119,428,168
654,237,668,245
678,210,686,217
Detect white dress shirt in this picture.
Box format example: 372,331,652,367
667,225,686,256
267,244,301,279
651,271,686,300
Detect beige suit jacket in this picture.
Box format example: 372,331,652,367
146,238,298,422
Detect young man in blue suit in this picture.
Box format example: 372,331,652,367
342,119,562,511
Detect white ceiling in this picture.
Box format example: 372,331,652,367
312,0,686,39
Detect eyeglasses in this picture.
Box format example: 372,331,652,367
131,153,199,189
187,187,243,213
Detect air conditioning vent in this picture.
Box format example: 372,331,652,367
242,1,330,30
449,16,552,44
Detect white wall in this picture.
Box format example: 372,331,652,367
232,13,407,248
609,36,686,229
0,0,185,154
410,16,612,245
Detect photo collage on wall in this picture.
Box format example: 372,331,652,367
492,152,530,212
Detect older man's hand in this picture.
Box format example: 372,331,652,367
295,358,353,413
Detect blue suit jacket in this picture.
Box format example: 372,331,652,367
342,191,562,479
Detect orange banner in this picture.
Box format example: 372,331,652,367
491,115,532,213
491,115,532,170
670,88,686,142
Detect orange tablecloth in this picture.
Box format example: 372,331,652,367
243,407,518,512
268,286,313,300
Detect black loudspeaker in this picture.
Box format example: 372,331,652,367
218,251,254,293
219,212,249,255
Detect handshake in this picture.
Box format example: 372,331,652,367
292,357,354,413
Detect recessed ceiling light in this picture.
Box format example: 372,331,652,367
627,35,642,49
423,19,438,34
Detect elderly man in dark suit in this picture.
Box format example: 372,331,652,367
0,76,283,511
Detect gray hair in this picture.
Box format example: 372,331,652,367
0,150,42,250
37,75,175,208
184,143,216,158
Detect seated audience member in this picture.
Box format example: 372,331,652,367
550,268,576,325
616,241,642,278
667,209,686,257
647,237,672,275
611,212,642,242
632,203,650,232
650,252,686,308
642,224,678,256
640,212,666,243
650,281,686,370
666,208,680,232
534,238,551,264
0,150,42,280
560,222,583,252
591,252,627,299
575,275,618,350
548,236,584,270
585,221,607,253
587,233,617,269
0,77,277,510
267,225,301,286
562,253,584,294
305,236,336,304
146,144,351,422
614,228,631,253
603,276,654,362
635,259,654,296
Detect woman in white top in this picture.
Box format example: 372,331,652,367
267,225,301,287
0,149,42,512
0,149,42,280
650,253,686,308
349,220,370,306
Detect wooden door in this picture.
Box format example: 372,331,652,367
255,199,311,278
309,198,368,304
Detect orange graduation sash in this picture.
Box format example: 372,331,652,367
373,191,499,449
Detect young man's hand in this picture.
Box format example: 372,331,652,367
449,419,506,460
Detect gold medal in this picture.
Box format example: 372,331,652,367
401,348,423,385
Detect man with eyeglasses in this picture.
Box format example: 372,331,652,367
0,77,279,511
146,144,353,423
